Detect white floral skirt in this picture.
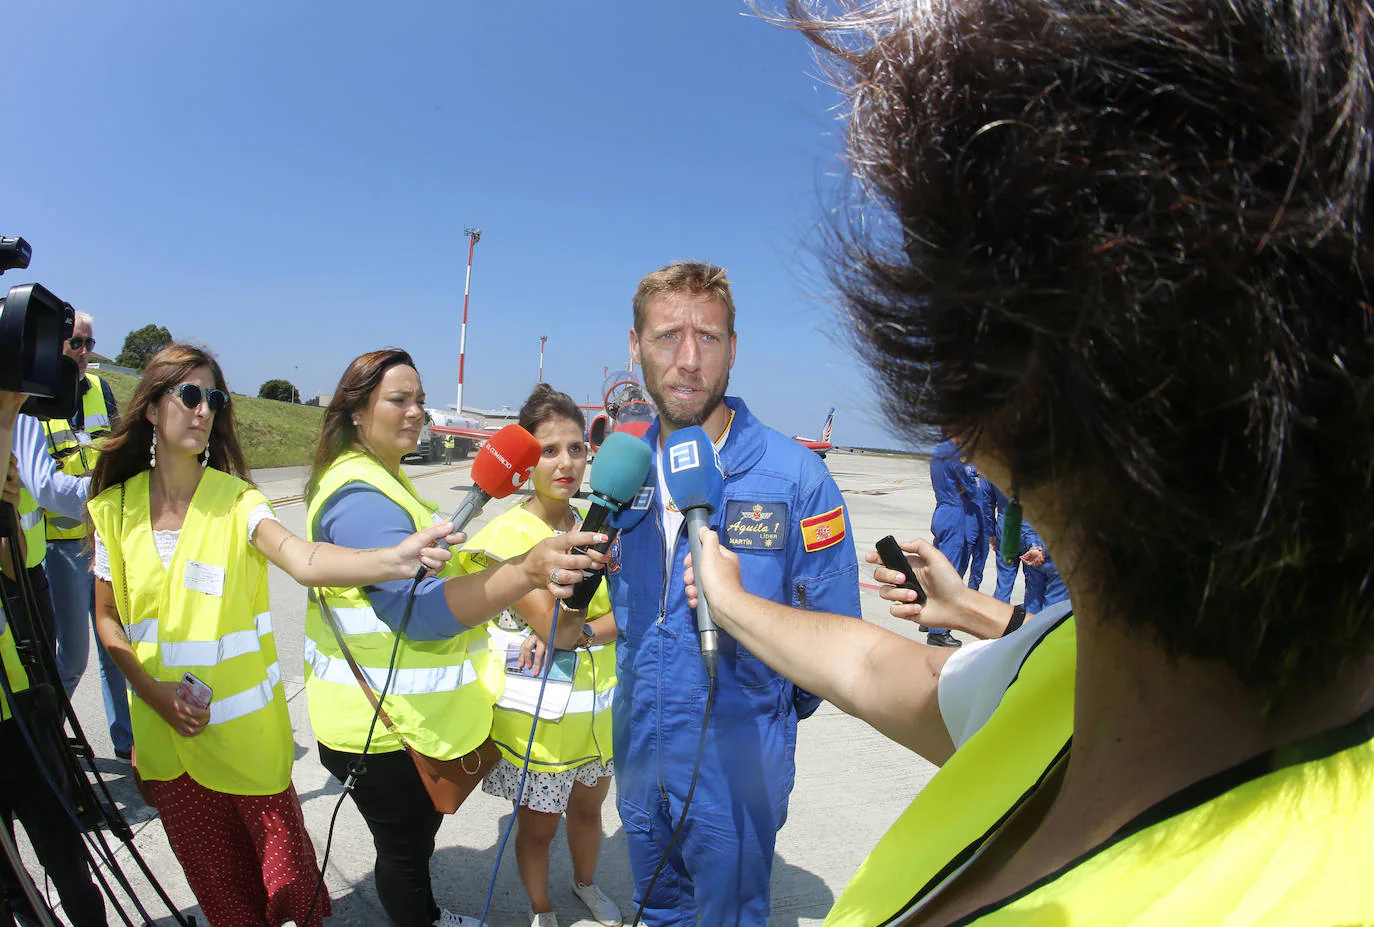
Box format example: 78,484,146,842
481,756,614,815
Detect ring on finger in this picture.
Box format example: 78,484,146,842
549,568,562,585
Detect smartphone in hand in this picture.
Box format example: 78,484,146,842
177,672,213,710
875,535,928,607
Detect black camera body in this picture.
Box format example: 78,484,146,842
0,236,79,419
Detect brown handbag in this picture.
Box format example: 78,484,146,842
315,594,498,814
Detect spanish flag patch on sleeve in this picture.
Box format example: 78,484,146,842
799,505,846,553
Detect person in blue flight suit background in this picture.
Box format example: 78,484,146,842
986,482,1069,613
925,438,977,646
608,262,862,927
963,461,991,592
987,482,1020,603
1020,522,1069,615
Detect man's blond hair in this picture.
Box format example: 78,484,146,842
632,262,736,333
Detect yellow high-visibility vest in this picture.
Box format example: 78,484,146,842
18,487,45,569
826,614,1374,926
87,468,292,795
42,373,113,541
460,504,616,773
0,605,32,723
303,451,493,759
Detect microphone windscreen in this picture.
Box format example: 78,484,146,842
589,432,653,505
661,426,724,513
470,424,541,499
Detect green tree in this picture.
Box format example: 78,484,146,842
114,324,173,370
258,379,298,403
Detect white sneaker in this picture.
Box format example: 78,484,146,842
435,912,487,927
572,882,622,926
529,910,559,927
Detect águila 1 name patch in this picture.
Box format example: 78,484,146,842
724,500,788,551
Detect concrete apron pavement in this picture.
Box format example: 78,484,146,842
34,452,1020,926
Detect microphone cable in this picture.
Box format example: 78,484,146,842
305,572,565,927
629,673,716,927
477,599,561,926
303,570,422,927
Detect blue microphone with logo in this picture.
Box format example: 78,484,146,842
563,432,653,611
661,426,725,679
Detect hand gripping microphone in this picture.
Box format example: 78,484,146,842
423,424,542,576
564,431,653,610
661,426,725,679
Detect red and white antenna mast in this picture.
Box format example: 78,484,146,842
456,226,481,415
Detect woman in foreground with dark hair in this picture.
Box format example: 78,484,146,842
302,349,605,927
89,343,458,927
683,1,1374,924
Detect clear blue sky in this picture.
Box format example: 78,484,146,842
5,2,905,450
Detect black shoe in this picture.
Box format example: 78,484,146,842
926,630,962,648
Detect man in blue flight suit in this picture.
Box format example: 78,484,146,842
925,438,977,646
608,262,861,926
963,461,991,591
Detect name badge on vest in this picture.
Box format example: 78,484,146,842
76,432,93,447
723,500,788,551
184,561,225,597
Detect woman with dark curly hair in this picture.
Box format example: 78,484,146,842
683,1,1374,924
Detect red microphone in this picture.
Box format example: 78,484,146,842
442,424,541,537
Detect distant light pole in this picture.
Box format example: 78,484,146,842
538,335,548,384
456,227,482,415
292,365,300,404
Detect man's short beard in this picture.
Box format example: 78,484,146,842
657,390,725,430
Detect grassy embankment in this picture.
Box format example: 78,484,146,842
100,370,324,469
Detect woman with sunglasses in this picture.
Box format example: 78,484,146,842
302,349,606,927
87,344,459,927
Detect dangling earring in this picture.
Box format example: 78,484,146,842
201,435,211,469
998,480,1023,565
149,432,158,469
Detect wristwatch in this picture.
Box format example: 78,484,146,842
580,623,595,647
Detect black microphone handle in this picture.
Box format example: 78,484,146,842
564,527,620,611
563,500,615,568
684,506,718,678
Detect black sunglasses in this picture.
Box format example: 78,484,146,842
165,383,229,414
67,337,96,351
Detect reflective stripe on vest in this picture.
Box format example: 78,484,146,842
0,610,32,723
122,611,273,668
304,451,493,760
18,488,45,569
85,468,292,795
43,373,113,541
303,637,484,696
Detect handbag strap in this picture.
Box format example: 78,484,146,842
311,590,410,750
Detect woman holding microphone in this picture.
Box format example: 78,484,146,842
88,344,459,927
302,349,604,927
459,384,621,927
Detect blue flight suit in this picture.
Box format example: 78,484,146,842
609,397,862,926
988,484,1021,602
929,440,975,576
964,462,990,590
1022,522,1070,614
